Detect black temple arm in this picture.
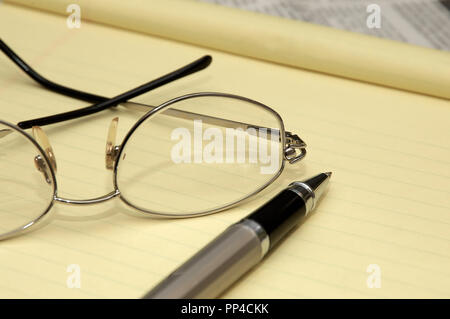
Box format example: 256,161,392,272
16,55,212,129
0,38,212,129
0,38,106,103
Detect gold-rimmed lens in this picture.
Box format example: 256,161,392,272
0,123,55,237
116,95,284,216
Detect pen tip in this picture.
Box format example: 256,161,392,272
324,172,332,177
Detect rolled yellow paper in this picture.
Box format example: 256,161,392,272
6,0,450,99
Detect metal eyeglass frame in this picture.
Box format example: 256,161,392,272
0,40,307,240
0,92,307,240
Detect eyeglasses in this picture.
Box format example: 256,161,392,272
0,40,307,240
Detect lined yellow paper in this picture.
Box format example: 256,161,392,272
6,0,450,100
0,2,449,298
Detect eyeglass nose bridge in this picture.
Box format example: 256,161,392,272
284,132,307,164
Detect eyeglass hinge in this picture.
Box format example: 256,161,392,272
284,131,307,164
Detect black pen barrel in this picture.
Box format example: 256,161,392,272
245,188,307,249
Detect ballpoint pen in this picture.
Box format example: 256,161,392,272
143,172,332,299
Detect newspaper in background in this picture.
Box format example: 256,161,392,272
201,0,450,51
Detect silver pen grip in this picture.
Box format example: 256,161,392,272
144,220,268,299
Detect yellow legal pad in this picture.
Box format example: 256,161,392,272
0,0,449,298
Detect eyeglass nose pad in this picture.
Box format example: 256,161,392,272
33,154,53,185
32,126,57,172
105,117,120,170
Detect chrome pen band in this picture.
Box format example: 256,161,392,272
287,182,315,215
239,219,270,258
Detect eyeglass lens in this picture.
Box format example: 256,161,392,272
116,95,284,216
0,123,54,236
